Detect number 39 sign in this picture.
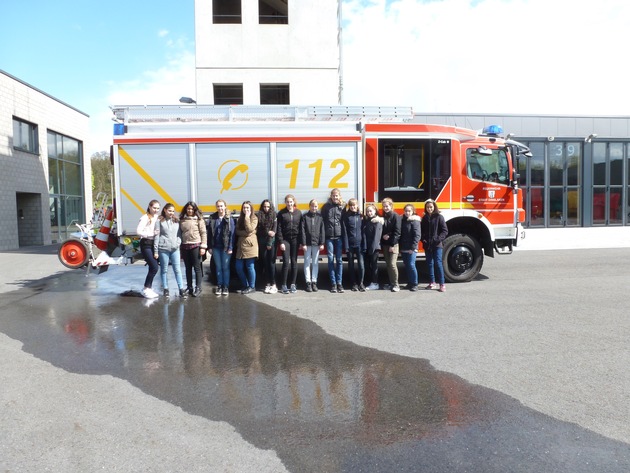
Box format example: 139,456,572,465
276,142,358,207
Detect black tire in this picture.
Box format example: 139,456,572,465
442,234,483,283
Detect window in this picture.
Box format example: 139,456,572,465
13,117,38,153
48,130,84,242
593,142,622,225
260,84,290,104
213,0,241,24
521,141,545,227
259,0,288,24
548,142,581,227
378,139,451,202
214,84,243,105
466,148,509,184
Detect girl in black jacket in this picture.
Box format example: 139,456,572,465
300,199,325,292
342,198,365,291
276,194,302,294
421,199,448,292
380,198,402,292
362,204,383,290
321,188,345,292
257,199,277,294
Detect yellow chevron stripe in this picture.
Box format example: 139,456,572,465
119,146,179,207
121,188,145,215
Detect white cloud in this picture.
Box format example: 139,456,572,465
341,0,630,115
88,40,195,155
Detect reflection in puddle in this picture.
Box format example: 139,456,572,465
3,269,630,472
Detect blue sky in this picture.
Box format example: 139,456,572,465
3,0,630,155
2,0,195,155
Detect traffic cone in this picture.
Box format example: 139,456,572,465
94,208,114,250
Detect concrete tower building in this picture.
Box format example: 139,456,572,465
194,0,341,105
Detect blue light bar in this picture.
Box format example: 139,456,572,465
482,124,503,136
113,123,125,136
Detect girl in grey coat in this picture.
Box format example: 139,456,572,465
153,203,187,299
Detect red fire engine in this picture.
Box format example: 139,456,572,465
59,105,530,282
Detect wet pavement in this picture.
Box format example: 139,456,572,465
1,253,630,472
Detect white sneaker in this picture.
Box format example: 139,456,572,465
142,287,159,299
268,284,278,294
264,285,271,294
391,285,400,292
366,283,380,291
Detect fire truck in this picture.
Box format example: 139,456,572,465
63,105,530,282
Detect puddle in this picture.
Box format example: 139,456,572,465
1,268,629,472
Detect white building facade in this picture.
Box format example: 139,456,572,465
0,70,91,250
194,0,341,105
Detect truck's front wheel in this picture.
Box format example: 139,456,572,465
442,234,483,283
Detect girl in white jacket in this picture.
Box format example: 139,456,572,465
136,199,161,299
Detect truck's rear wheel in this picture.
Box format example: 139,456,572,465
442,234,483,283
58,239,89,269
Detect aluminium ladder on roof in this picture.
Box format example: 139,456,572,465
110,105,414,124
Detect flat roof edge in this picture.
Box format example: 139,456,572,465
1,69,89,118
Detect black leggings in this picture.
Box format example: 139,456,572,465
258,239,277,286
181,246,202,289
281,239,298,287
364,251,379,286
141,244,159,288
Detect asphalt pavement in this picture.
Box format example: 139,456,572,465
1,226,629,472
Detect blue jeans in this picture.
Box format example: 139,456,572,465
425,247,445,285
236,257,256,289
303,245,321,283
158,248,184,290
401,250,418,286
213,248,231,287
326,238,343,285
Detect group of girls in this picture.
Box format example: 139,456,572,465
137,200,207,299
359,196,448,293
267,189,448,295
137,192,448,299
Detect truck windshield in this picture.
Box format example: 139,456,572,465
466,148,509,184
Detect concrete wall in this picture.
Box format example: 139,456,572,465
0,70,90,250
195,0,340,104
